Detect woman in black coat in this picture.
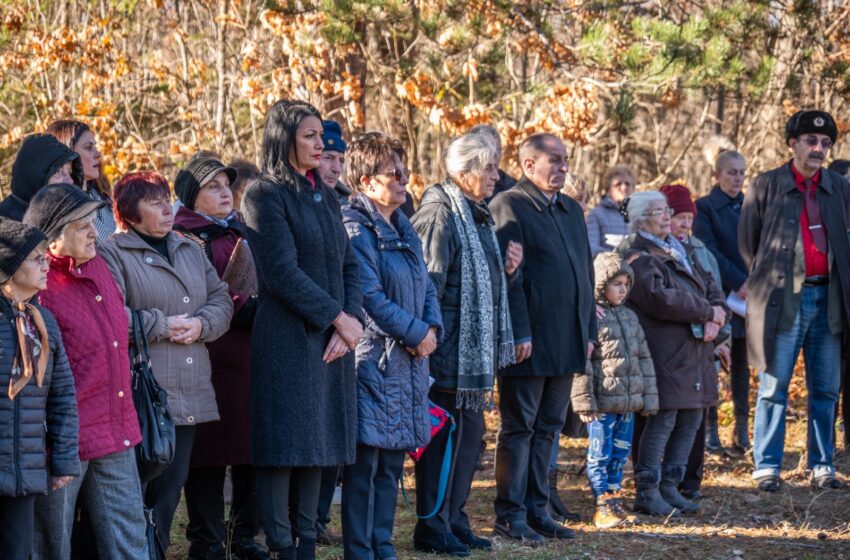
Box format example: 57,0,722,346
0,219,80,560
242,100,364,560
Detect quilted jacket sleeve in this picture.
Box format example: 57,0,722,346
570,358,598,414
44,313,81,478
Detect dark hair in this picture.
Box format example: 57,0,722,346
346,133,398,190
228,159,260,195
828,159,850,177
46,118,111,197
261,99,322,185
112,171,171,231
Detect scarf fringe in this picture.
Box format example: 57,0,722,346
455,388,495,412
498,340,516,369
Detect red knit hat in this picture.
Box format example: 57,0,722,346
659,183,696,216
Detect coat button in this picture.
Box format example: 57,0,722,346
118,391,124,398
187,416,195,423
186,357,193,364
123,439,131,446
695,383,701,391
113,340,119,348
313,192,323,202
145,257,153,264
95,295,103,302
183,297,190,303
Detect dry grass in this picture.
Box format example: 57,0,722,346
167,403,850,560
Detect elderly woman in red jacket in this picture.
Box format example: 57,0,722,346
23,183,147,559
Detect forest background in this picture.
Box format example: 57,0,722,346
1,0,849,202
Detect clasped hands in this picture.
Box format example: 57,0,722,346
166,314,203,345
323,312,364,364
702,305,728,342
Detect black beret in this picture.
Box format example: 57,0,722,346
23,183,106,241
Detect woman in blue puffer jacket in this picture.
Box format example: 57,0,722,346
341,132,442,560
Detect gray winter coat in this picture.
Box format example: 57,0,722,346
242,173,364,467
570,253,659,415
586,196,629,256
343,194,442,450
99,229,233,426
0,297,80,496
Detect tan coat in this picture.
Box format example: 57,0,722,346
100,229,233,426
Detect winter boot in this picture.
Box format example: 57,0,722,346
732,415,751,452
547,470,581,522
705,406,722,452
268,546,296,560
592,496,624,528
296,538,316,560
607,492,638,524
659,481,700,514
633,473,679,517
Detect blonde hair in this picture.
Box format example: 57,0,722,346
714,149,745,174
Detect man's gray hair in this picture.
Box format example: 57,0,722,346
626,190,667,233
445,132,499,178
518,133,561,165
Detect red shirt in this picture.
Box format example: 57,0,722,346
790,163,829,277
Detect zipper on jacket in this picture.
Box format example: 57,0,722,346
613,308,633,412
14,394,22,496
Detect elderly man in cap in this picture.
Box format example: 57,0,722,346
23,184,148,559
317,120,352,206
740,110,850,491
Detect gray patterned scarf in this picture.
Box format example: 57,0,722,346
442,180,515,411
638,230,693,274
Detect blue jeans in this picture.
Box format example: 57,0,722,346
753,285,841,480
586,413,634,498
32,448,148,559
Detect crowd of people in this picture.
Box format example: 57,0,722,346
0,102,847,560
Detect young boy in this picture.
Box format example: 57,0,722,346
571,252,658,528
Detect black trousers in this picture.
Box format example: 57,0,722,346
289,465,339,538
257,467,321,551
730,336,750,421
184,464,260,548
342,445,405,560
414,389,485,538
0,494,36,560
494,375,572,523
144,425,196,551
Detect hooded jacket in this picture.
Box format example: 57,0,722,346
570,253,659,415
0,135,80,221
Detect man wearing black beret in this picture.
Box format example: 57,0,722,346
739,110,850,492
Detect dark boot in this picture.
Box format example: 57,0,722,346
633,472,679,517
232,538,270,560
268,546,296,560
296,538,316,560
705,407,722,452
659,481,699,514
732,415,751,452
547,470,580,522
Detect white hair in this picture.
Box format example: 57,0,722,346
445,132,499,178
626,190,667,233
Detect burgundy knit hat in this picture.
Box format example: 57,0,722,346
659,183,696,216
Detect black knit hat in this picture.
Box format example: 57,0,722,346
23,183,106,241
786,110,838,146
174,156,237,210
0,218,47,284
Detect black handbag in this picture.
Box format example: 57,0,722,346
130,310,176,483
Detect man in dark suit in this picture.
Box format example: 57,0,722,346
489,133,596,544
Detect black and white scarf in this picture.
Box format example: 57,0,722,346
442,180,514,411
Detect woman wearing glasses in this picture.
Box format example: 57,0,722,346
623,191,727,517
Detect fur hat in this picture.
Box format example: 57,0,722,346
0,218,46,284
785,110,838,146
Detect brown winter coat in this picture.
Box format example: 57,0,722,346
625,235,727,410
99,229,233,426
738,162,850,372
570,253,659,415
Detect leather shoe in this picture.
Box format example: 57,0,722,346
527,516,576,540
756,475,781,493
413,533,470,557
493,519,545,547
453,527,492,550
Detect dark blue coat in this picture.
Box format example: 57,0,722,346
343,194,442,451
694,186,747,337
0,297,80,497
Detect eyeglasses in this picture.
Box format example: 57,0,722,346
643,207,675,218
374,169,404,181
801,136,832,149
24,256,48,267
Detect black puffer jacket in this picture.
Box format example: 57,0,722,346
0,297,80,497
0,134,79,221
411,182,509,390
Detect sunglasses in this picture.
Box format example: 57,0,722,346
801,136,832,149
